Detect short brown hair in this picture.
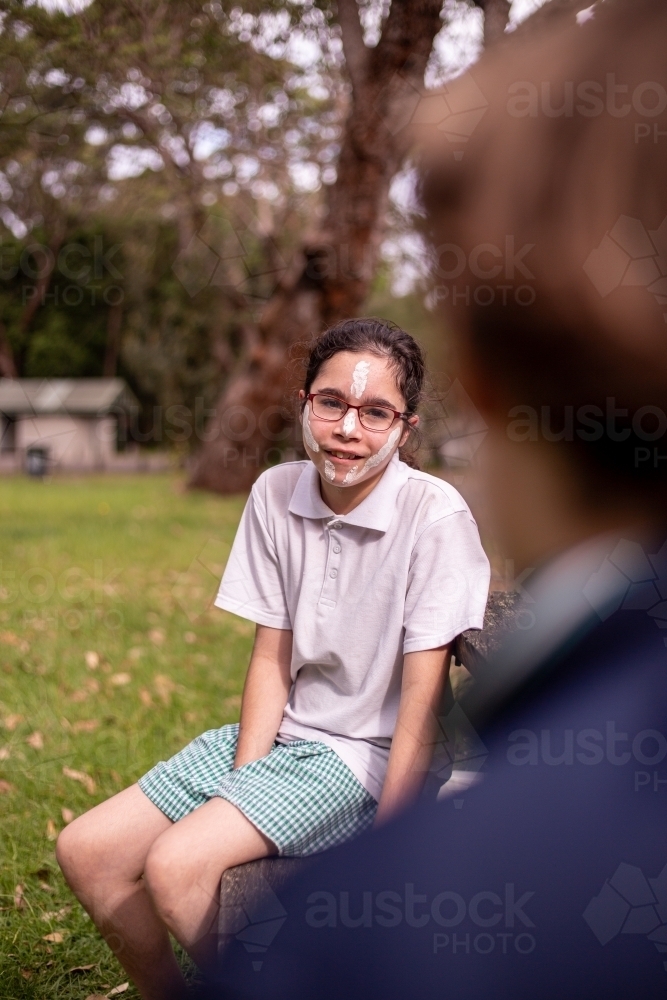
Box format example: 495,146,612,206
419,0,667,499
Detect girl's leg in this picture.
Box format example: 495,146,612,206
56,784,187,1000
142,796,276,976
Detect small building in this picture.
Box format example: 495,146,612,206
0,378,139,473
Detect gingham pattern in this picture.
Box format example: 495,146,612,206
138,723,377,857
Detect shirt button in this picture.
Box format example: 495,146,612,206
330,569,338,579
333,545,341,554
329,519,343,529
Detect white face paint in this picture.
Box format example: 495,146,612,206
324,459,336,481
339,424,402,486
302,403,320,453
350,360,370,398
341,409,356,437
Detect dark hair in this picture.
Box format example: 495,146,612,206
303,317,425,414
302,318,426,465
418,0,667,504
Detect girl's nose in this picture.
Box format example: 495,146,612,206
339,409,358,438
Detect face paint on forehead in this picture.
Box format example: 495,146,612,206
302,403,319,453
350,360,371,398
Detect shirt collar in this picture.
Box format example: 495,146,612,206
288,452,409,533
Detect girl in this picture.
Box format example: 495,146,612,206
57,318,490,1000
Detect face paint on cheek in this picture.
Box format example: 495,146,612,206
324,459,336,481
341,410,356,436
341,424,402,485
350,361,370,398
302,404,320,453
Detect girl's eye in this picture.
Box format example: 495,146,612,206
320,397,345,411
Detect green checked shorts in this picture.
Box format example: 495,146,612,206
138,723,377,857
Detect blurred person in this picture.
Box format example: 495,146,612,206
214,1,667,997
55,319,488,1000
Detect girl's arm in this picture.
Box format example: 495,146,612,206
234,624,293,769
374,643,453,827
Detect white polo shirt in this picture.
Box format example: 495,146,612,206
215,453,490,801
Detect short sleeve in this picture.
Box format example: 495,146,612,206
402,511,490,654
214,488,292,630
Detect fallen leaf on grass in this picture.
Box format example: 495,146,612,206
46,818,57,840
3,713,24,731
224,695,242,710
61,807,75,824
85,651,100,670
20,970,32,980
67,963,96,974
139,688,153,707
0,780,15,794
42,931,66,943
184,631,197,644
110,673,131,687
62,766,96,794
39,881,54,892
69,679,101,703
41,906,71,921
0,747,10,760
14,884,24,909
128,647,144,661
27,731,44,750
148,628,165,646
107,984,129,997
0,631,29,653
72,719,100,733
154,674,175,705
110,770,122,785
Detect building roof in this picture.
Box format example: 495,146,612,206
0,378,138,416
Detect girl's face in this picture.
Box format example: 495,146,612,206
299,350,418,491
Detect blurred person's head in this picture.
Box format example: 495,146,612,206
419,0,667,569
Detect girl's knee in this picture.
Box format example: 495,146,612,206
56,818,97,887
143,834,179,913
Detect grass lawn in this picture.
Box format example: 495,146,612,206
0,473,251,999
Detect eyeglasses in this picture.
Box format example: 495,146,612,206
306,393,407,432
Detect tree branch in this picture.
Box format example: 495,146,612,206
337,0,369,100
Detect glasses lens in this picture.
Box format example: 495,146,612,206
313,395,347,420
359,406,395,431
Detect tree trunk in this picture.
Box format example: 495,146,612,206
188,0,511,493
0,321,17,378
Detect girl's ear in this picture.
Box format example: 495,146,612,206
399,414,418,449
298,390,305,400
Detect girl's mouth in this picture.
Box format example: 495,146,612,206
325,449,365,463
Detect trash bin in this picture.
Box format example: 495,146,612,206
26,447,49,478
